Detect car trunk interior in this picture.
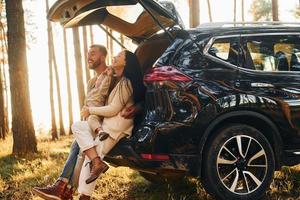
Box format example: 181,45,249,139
135,33,171,74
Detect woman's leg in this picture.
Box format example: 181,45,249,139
72,121,109,184
77,133,127,197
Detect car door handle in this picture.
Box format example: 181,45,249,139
251,83,274,88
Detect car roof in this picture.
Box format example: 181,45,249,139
189,24,300,37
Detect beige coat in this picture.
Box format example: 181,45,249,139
88,77,134,140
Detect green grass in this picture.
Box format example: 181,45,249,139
0,135,300,200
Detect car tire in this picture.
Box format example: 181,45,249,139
202,124,275,200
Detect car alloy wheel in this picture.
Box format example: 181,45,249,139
217,135,267,195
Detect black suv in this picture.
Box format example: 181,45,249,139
48,1,300,199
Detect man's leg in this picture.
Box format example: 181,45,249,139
33,140,80,200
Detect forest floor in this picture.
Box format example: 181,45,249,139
0,135,300,200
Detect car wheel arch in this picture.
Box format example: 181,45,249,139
197,110,283,177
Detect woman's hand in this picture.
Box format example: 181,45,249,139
81,106,90,119
104,66,114,76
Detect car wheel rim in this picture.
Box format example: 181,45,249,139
216,135,268,195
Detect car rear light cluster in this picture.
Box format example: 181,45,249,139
144,66,192,83
140,153,170,161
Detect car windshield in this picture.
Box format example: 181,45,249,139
107,4,144,24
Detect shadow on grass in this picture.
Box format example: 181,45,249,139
96,170,213,200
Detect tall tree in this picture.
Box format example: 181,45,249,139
207,0,212,22
89,26,94,45
0,56,6,139
82,26,90,83
0,4,8,140
250,0,272,21
52,40,65,136
189,0,200,28
272,0,279,21
46,0,58,140
5,0,37,154
72,27,85,110
63,28,73,134
241,0,245,21
233,0,237,22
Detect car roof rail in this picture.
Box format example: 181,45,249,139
198,21,300,28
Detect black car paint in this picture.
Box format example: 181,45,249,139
106,27,300,177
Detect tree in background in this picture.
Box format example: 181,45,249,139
72,27,85,110
292,0,300,18
189,0,200,28
0,1,8,140
272,0,279,21
82,26,90,83
207,0,212,22
46,0,58,140
241,0,245,21
233,0,237,22
63,28,73,134
250,0,272,21
5,0,37,154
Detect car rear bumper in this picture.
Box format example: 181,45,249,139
104,138,198,175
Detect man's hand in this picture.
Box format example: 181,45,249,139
81,106,90,119
121,105,141,119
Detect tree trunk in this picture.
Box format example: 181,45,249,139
241,0,245,21
72,27,85,110
89,26,94,45
109,28,113,62
82,26,90,83
0,18,8,140
0,58,6,139
52,40,65,136
63,28,73,134
207,0,212,22
189,0,200,28
106,26,110,63
5,0,37,154
120,34,124,46
233,0,237,22
46,0,58,140
272,0,279,21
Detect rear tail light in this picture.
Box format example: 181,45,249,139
140,153,170,161
144,66,192,83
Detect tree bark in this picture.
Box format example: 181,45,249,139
82,26,90,82
207,0,212,22
46,0,58,140
89,26,94,45
72,27,85,110
52,40,65,136
63,28,73,134
0,18,8,140
189,0,200,28
0,57,6,139
5,0,37,154
272,0,279,21
241,0,245,21
233,0,237,22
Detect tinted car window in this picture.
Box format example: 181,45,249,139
156,37,205,70
208,37,240,66
241,34,300,71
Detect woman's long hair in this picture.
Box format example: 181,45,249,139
122,50,146,104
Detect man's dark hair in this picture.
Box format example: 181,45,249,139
90,44,107,56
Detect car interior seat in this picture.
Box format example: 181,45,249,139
274,51,289,71
290,53,300,71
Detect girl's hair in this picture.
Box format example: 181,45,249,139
122,50,146,104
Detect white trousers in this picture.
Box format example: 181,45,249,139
71,121,125,196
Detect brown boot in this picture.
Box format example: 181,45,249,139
61,186,74,200
85,156,109,184
32,179,67,200
79,194,91,200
